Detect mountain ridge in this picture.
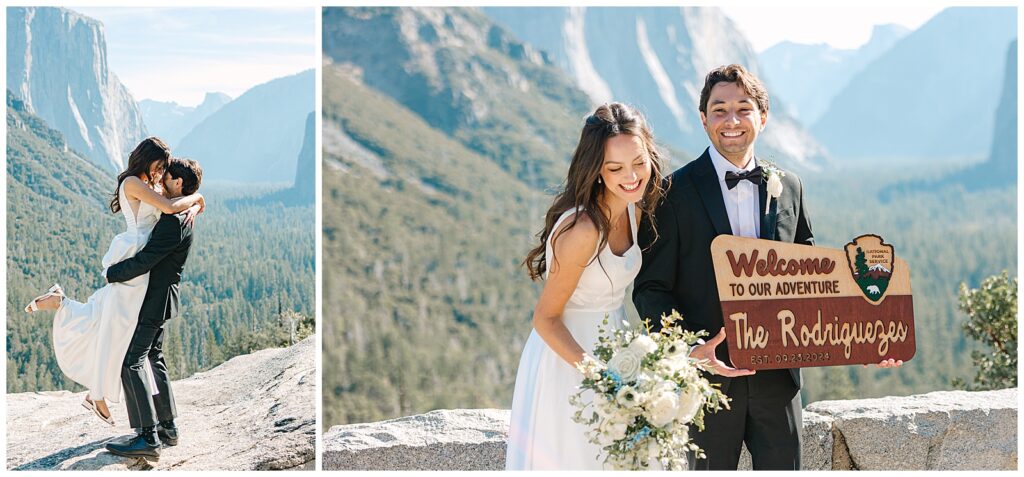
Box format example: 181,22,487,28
7,7,148,171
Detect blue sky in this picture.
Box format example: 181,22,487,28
73,7,316,106
720,5,945,52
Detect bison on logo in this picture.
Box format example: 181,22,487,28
844,234,895,304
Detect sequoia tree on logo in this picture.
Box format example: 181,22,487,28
844,234,894,303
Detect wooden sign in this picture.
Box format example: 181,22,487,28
710,234,915,370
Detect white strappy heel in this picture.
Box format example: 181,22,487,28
24,284,64,313
82,397,115,426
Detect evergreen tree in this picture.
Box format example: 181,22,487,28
953,271,1017,390
854,247,869,277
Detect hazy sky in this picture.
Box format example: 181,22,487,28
74,7,316,106
720,6,946,52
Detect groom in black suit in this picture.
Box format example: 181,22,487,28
633,64,811,470
104,157,203,460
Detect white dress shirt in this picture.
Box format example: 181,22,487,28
708,146,760,239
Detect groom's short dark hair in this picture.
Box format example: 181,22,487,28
699,64,770,115
166,157,203,195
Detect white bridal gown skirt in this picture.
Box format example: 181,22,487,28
52,230,151,403
506,306,628,470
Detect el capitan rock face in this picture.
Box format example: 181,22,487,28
7,7,148,172
6,338,315,471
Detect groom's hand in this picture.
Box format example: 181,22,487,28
864,358,904,369
689,328,756,377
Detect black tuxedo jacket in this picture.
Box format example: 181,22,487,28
633,148,813,388
107,212,194,324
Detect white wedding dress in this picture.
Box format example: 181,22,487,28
52,181,160,403
506,203,642,470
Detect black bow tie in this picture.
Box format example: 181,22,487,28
724,167,763,190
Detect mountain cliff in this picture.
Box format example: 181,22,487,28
483,7,829,169
812,7,1017,162
139,92,231,147
760,24,909,124
322,7,591,188
175,70,314,184
7,7,148,171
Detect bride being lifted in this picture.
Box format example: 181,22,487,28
24,137,205,425
505,103,665,470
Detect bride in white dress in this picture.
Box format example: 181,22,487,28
506,103,665,470
24,137,205,425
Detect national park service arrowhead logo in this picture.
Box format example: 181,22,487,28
844,234,894,304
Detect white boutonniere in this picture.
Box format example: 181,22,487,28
760,160,785,214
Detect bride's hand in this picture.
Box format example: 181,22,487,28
183,203,201,227
196,194,206,213
689,328,756,377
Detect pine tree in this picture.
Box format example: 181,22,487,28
854,247,869,277
953,271,1017,390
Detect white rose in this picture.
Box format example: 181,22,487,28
601,420,628,441
766,172,784,214
628,335,658,355
647,390,680,427
675,386,703,424
647,439,662,462
607,348,643,383
767,172,784,199
657,353,690,373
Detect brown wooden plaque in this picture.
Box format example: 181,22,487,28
710,234,916,370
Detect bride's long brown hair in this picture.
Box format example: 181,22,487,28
524,103,665,280
110,137,171,214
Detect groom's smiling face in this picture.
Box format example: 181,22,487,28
161,172,183,199
701,81,768,166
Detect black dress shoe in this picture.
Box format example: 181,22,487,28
105,433,160,461
157,424,179,447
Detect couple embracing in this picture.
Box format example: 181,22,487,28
506,64,900,470
24,137,205,462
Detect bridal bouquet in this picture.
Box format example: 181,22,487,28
570,311,729,470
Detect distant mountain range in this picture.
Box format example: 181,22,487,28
7,7,147,171
323,7,590,189
139,92,232,147
175,70,315,184
759,24,909,125
483,6,829,170
7,7,314,186
812,7,1016,163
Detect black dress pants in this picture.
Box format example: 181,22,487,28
690,369,802,470
121,319,177,429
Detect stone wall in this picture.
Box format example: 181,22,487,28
323,388,1017,470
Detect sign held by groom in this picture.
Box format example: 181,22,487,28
711,234,916,370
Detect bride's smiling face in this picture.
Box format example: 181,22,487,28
600,134,651,205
